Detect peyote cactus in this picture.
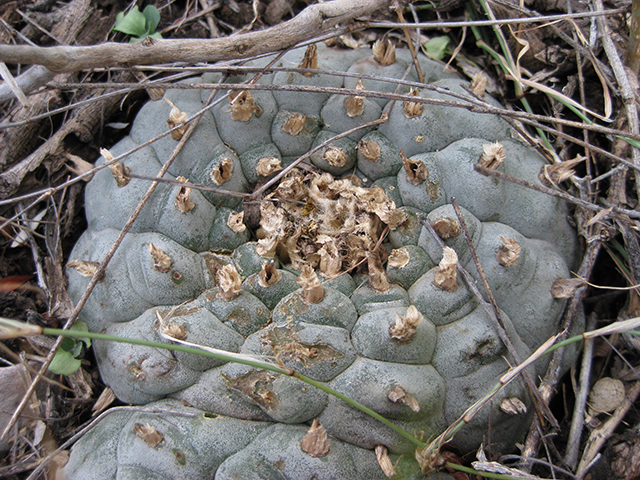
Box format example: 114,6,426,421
64,41,580,479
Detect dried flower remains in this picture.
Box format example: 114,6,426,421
344,78,365,117
164,98,189,139
101,148,130,187
372,39,396,66
255,169,406,278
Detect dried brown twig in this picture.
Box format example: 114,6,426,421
0,0,390,72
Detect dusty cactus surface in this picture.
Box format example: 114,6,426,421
64,42,580,479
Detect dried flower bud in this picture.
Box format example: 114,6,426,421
164,98,189,139
259,261,281,287
229,90,260,121
375,445,396,478
357,139,380,162
344,79,365,117
298,44,318,76
389,305,423,343
101,148,130,187
403,88,424,118
388,248,410,269
211,157,233,185
368,250,390,293
227,210,246,233
387,384,420,412
297,264,325,303
372,39,396,66
147,243,172,273
471,71,488,97
217,264,242,301
497,237,521,266
175,176,195,213
66,259,100,278
134,423,163,447
432,217,460,239
323,146,349,167
540,156,584,186
300,419,330,457
479,142,506,169
433,247,458,292
256,157,283,177
551,277,586,298
500,397,527,415
401,151,428,185
283,113,306,136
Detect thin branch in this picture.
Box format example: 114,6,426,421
0,0,390,72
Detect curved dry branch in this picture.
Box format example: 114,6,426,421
0,0,390,73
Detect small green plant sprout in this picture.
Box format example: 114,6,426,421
48,321,91,376
112,5,162,43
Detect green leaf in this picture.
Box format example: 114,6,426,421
143,5,161,33
49,350,82,376
423,36,451,61
113,6,147,37
48,322,90,376
71,321,91,348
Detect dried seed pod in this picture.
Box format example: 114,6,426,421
471,71,488,97
344,78,365,117
298,44,318,76
389,305,423,343
174,176,195,213
500,397,527,415
300,419,330,457
368,250,390,293
323,146,349,167
432,217,460,239
101,148,130,187
357,139,381,162
256,157,283,177
259,261,281,287
283,113,306,136
229,90,260,121
401,151,428,185
297,264,325,303
589,377,625,414
478,142,506,169
375,445,396,478
387,385,420,412
388,248,410,269
372,39,396,66
433,247,458,292
147,243,172,273
134,423,163,447
217,264,242,301
403,88,424,118
66,259,100,278
211,158,233,185
164,98,189,139
497,237,521,266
